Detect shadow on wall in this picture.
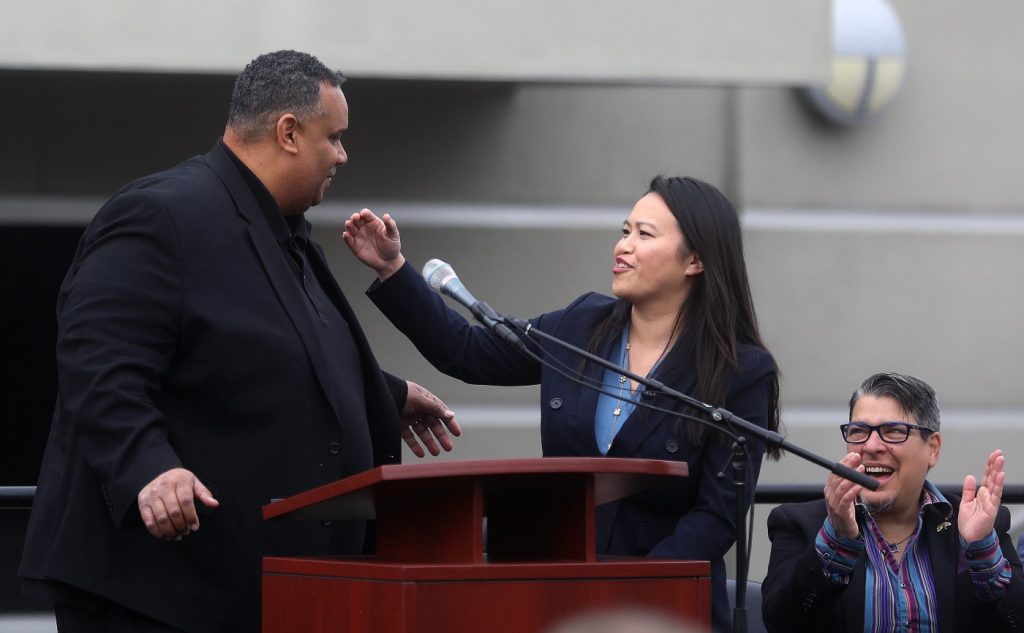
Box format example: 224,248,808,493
0,226,83,616
1,226,84,487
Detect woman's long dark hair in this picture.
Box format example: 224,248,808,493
587,176,782,459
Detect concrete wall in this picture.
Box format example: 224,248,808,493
741,0,1024,211
1,1,827,83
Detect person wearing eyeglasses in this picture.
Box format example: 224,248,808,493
761,372,1023,632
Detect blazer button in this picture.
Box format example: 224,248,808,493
321,520,332,527
549,398,563,410
328,442,342,455
665,439,679,454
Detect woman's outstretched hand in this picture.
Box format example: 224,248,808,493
342,208,405,281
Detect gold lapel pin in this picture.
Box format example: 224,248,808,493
936,521,951,533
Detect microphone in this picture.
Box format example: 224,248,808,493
421,259,527,352
422,259,493,326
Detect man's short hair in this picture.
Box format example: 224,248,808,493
227,50,345,141
848,372,941,432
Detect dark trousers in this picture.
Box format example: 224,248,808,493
55,602,187,633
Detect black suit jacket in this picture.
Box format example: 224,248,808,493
762,496,1024,632
20,143,405,633
368,261,777,633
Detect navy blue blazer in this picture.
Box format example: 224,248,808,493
369,261,777,632
20,142,405,633
762,496,1024,632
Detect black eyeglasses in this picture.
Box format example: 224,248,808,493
839,422,932,444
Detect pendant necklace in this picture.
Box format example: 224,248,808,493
606,331,672,451
608,341,631,451
887,530,915,554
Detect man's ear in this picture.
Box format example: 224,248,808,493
275,113,300,155
685,252,704,276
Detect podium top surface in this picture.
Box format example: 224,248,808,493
263,457,688,521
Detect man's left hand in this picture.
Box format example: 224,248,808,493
400,381,462,457
959,449,1005,543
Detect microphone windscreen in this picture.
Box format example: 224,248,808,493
422,258,457,292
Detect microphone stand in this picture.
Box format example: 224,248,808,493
492,316,877,633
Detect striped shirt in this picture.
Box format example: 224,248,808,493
814,481,1012,632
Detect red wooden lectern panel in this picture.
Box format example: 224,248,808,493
262,458,710,633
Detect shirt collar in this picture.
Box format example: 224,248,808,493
219,139,309,244
921,479,953,520
855,479,952,519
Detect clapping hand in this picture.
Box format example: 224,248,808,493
959,449,1004,544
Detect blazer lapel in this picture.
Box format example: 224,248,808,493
306,242,365,352
607,350,697,457
570,352,607,456
845,552,869,633
204,144,346,425
924,499,958,628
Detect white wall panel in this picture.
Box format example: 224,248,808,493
1,0,828,84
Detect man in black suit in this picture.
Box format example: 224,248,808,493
20,50,461,633
762,372,1022,632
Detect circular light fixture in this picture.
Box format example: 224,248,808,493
801,0,907,127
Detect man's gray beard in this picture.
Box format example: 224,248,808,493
862,496,896,516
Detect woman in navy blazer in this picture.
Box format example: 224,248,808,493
344,176,781,632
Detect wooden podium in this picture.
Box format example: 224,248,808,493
262,458,710,633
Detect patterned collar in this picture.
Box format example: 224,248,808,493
855,479,952,522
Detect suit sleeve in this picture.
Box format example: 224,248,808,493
56,191,184,526
382,371,408,413
647,349,774,564
762,503,852,632
367,260,541,385
970,505,1024,631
